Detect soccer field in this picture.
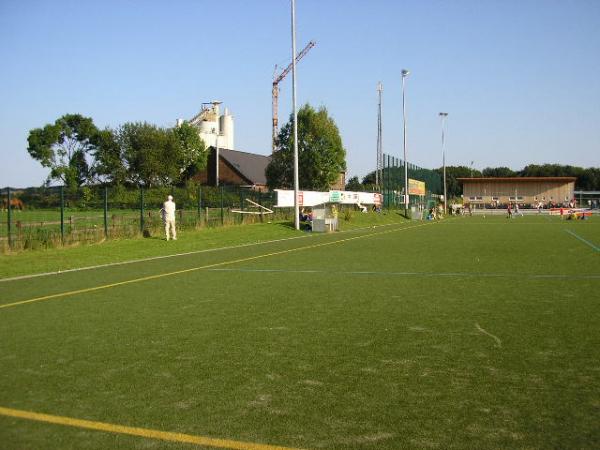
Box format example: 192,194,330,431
0,215,598,449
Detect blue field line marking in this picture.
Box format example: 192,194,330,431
207,267,600,280
565,229,600,252
0,222,406,283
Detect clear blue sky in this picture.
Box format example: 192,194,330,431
1,0,599,187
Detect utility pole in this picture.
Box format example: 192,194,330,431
376,82,383,188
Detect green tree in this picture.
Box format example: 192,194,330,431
266,104,346,191
27,114,99,187
118,122,181,187
362,171,376,185
437,166,482,199
173,122,207,180
345,175,362,191
91,128,127,185
482,166,516,177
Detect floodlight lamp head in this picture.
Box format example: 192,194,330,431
439,112,448,117
401,69,410,77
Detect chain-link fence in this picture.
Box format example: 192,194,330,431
1,185,285,252
380,153,442,214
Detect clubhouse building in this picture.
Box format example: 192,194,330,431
458,177,576,208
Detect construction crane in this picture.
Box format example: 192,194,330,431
272,40,316,152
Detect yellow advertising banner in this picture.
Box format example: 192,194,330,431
408,179,426,196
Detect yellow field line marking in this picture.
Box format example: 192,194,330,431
0,222,434,310
0,406,301,450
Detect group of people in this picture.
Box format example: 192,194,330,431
427,204,445,220
299,208,313,230
506,203,524,218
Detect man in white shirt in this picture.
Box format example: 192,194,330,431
162,195,177,241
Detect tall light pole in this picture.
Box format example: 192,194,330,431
401,69,410,216
291,0,300,230
439,112,448,214
376,82,383,188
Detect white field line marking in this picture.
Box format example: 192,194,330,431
475,323,502,348
0,222,403,283
207,268,600,280
0,222,433,310
564,229,600,252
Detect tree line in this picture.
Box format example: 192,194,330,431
27,105,348,194
347,164,600,198
27,114,207,188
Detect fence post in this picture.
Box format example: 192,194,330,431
239,188,244,224
386,155,391,209
220,186,224,226
103,186,108,239
140,186,145,234
60,185,65,244
197,184,202,227
7,187,12,249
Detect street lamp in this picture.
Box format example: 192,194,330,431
439,112,448,214
291,0,300,230
401,69,410,216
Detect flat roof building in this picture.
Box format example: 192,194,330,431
458,177,576,207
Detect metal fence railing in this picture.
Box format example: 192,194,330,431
1,185,285,252
380,153,442,212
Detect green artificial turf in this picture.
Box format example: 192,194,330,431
0,215,598,449
0,210,405,279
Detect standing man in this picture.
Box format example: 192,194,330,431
162,195,177,241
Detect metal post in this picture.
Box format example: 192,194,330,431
103,186,108,239
60,185,65,244
376,81,383,188
197,185,202,222
439,112,448,214
140,186,144,234
7,187,12,249
215,134,220,187
386,154,390,208
220,185,224,225
402,69,410,216
239,189,244,224
291,0,300,230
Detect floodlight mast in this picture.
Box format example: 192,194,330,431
376,82,383,188
291,0,300,230
439,112,448,214
401,69,410,216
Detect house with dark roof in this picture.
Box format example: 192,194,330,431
194,146,347,192
194,147,271,191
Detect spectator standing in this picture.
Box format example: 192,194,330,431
162,195,177,241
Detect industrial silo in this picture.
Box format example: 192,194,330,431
219,108,234,150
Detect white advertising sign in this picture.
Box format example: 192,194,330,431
275,190,382,207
